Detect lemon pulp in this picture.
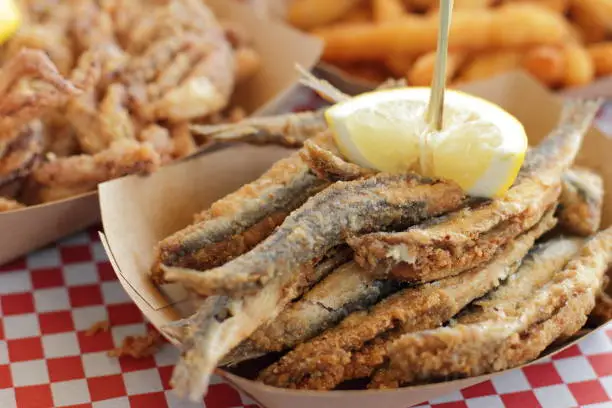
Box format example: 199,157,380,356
325,88,527,198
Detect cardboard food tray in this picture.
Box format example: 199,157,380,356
0,0,322,266
99,72,612,408
314,61,612,98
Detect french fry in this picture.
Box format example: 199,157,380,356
587,42,612,76
234,48,261,84
431,0,495,9
315,5,568,62
339,4,374,23
456,51,522,83
566,22,586,43
521,46,565,87
561,43,595,87
406,0,435,12
384,54,416,77
335,62,392,83
506,0,569,13
568,0,611,43
373,0,407,23
288,0,363,30
408,51,466,86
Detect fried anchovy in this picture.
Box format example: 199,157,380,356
189,75,408,149
300,136,374,182
257,212,556,390
169,246,348,400
222,261,405,365
346,229,582,383
151,134,333,281
350,99,602,283
154,76,410,278
370,226,612,389
163,173,466,296
558,167,603,237
191,110,327,148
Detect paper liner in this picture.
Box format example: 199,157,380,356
99,72,611,408
0,0,322,265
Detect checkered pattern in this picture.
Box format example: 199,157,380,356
0,93,611,407
0,230,263,408
0,229,610,408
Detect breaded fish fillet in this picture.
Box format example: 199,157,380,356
350,99,601,283
222,261,405,365
163,172,466,296
371,226,612,388
257,212,556,390
558,167,603,236
169,248,348,400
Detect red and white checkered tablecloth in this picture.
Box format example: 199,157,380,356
0,227,610,408
1,93,612,408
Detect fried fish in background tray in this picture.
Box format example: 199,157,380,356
0,0,261,210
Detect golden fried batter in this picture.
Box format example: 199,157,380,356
257,213,555,390
372,226,612,388
32,139,160,201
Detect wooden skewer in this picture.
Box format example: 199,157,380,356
426,0,454,131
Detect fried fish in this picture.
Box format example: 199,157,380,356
371,226,612,388
222,260,405,365
558,167,604,236
300,135,375,182
350,99,601,283
163,172,466,296
191,110,327,148
151,136,331,281
169,247,349,400
258,211,556,390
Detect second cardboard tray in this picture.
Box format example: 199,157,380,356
314,61,612,99
98,71,612,408
0,0,322,266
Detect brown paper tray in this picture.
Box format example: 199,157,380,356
99,71,611,408
314,61,612,98
0,0,322,265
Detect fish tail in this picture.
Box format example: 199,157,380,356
558,99,604,130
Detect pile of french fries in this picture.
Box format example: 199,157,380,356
287,0,612,89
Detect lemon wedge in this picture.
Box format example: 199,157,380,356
0,0,21,45
325,88,527,198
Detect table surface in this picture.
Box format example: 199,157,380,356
1,92,612,408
